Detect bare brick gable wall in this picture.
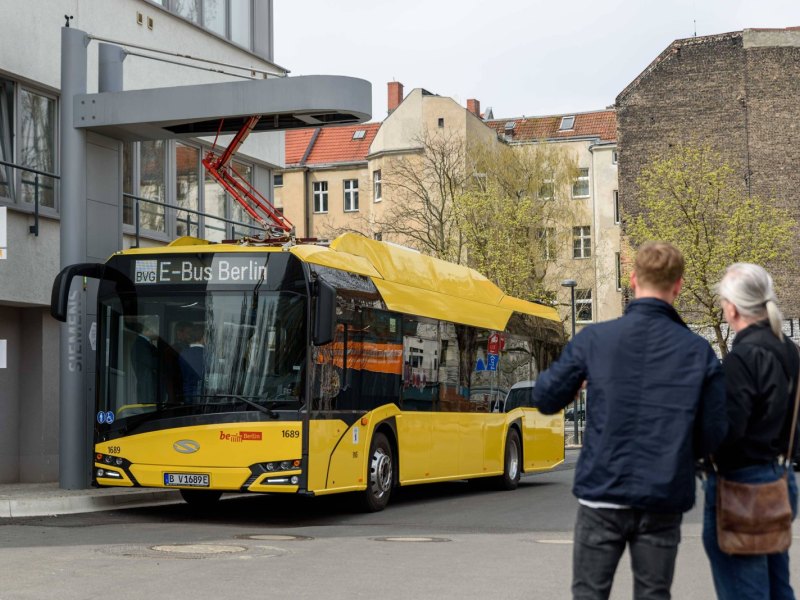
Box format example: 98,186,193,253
616,30,800,317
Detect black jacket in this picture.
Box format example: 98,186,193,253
716,321,800,472
533,298,728,513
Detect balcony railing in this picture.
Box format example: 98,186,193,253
0,159,60,236
123,192,263,248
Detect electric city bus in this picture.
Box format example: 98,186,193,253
51,233,565,511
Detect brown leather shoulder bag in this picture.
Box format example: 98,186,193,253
715,343,800,555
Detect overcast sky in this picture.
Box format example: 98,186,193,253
274,0,800,121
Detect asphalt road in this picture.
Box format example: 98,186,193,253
0,453,789,600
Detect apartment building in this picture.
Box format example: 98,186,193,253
0,0,285,483
486,111,620,324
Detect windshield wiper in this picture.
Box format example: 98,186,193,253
118,404,194,434
200,394,300,418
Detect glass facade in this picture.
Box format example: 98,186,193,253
162,0,257,51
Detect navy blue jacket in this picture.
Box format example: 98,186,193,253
533,298,728,513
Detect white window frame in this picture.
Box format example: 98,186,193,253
612,150,619,165
373,169,382,202
559,116,575,130
313,180,328,213
344,179,359,212
273,172,283,187
576,288,593,322
613,190,620,224
615,252,622,291
572,226,591,259
11,82,60,216
572,168,590,198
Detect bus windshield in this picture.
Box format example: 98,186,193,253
98,289,307,427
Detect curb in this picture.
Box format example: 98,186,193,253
0,489,183,518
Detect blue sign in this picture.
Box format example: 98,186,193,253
97,411,106,424
105,411,115,424
487,353,499,371
476,358,487,371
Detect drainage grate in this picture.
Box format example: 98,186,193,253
236,534,313,542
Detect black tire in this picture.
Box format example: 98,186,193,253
180,489,223,507
497,428,521,491
361,432,393,512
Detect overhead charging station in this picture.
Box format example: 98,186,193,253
58,25,371,488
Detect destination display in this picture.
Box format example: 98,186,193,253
134,256,270,285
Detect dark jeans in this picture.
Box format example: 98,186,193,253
702,463,798,600
572,504,683,600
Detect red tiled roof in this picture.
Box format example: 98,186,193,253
284,123,381,168
486,110,616,143
285,128,317,165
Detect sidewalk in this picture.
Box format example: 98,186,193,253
0,482,184,518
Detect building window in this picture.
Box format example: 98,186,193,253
273,172,283,187
374,232,382,241
164,0,254,50
344,179,359,212
352,129,366,140
313,181,328,213
613,190,620,224
229,0,252,48
438,118,445,128
572,168,590,198
175,142,200,237
373,169,382,202
612,150,619,165
559,116,575,130
573,226,591,259
17,87,57,210
538,178,554,200
576,288,593,322
615,252,622,291
122,139,260,242
536,227,556,261
173,0,201,24
139,140,167,233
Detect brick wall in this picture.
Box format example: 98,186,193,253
617,31,800,316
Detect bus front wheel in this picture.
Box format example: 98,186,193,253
180,489,223,507
497,429,521,490
362,432,393,512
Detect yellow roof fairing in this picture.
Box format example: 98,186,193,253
499,295,561,321
330,233,504,305
289,244,382,278
373,279,514,331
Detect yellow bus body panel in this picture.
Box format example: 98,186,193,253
307,406,564,494
95,421,302,491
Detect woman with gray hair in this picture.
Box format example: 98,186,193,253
703,263,800,599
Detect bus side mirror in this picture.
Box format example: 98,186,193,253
50,263,107,322
313,279,337,346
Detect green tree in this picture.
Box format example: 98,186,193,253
454,141,587,305
627,143,794,356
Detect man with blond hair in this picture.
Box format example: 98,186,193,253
533,241,728,600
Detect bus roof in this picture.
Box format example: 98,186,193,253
116,233,561,331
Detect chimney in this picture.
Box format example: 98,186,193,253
388,81,404,114
467,98,481,118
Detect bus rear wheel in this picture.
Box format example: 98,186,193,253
497,428,521,490
361,432,393,512
180,489,222,507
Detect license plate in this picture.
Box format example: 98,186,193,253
163,472,210,487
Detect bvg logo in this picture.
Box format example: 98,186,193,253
173,439,200,453
135,260,158,284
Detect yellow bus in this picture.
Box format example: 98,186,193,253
51,233,565,511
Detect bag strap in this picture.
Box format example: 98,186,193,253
783,344,800,467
